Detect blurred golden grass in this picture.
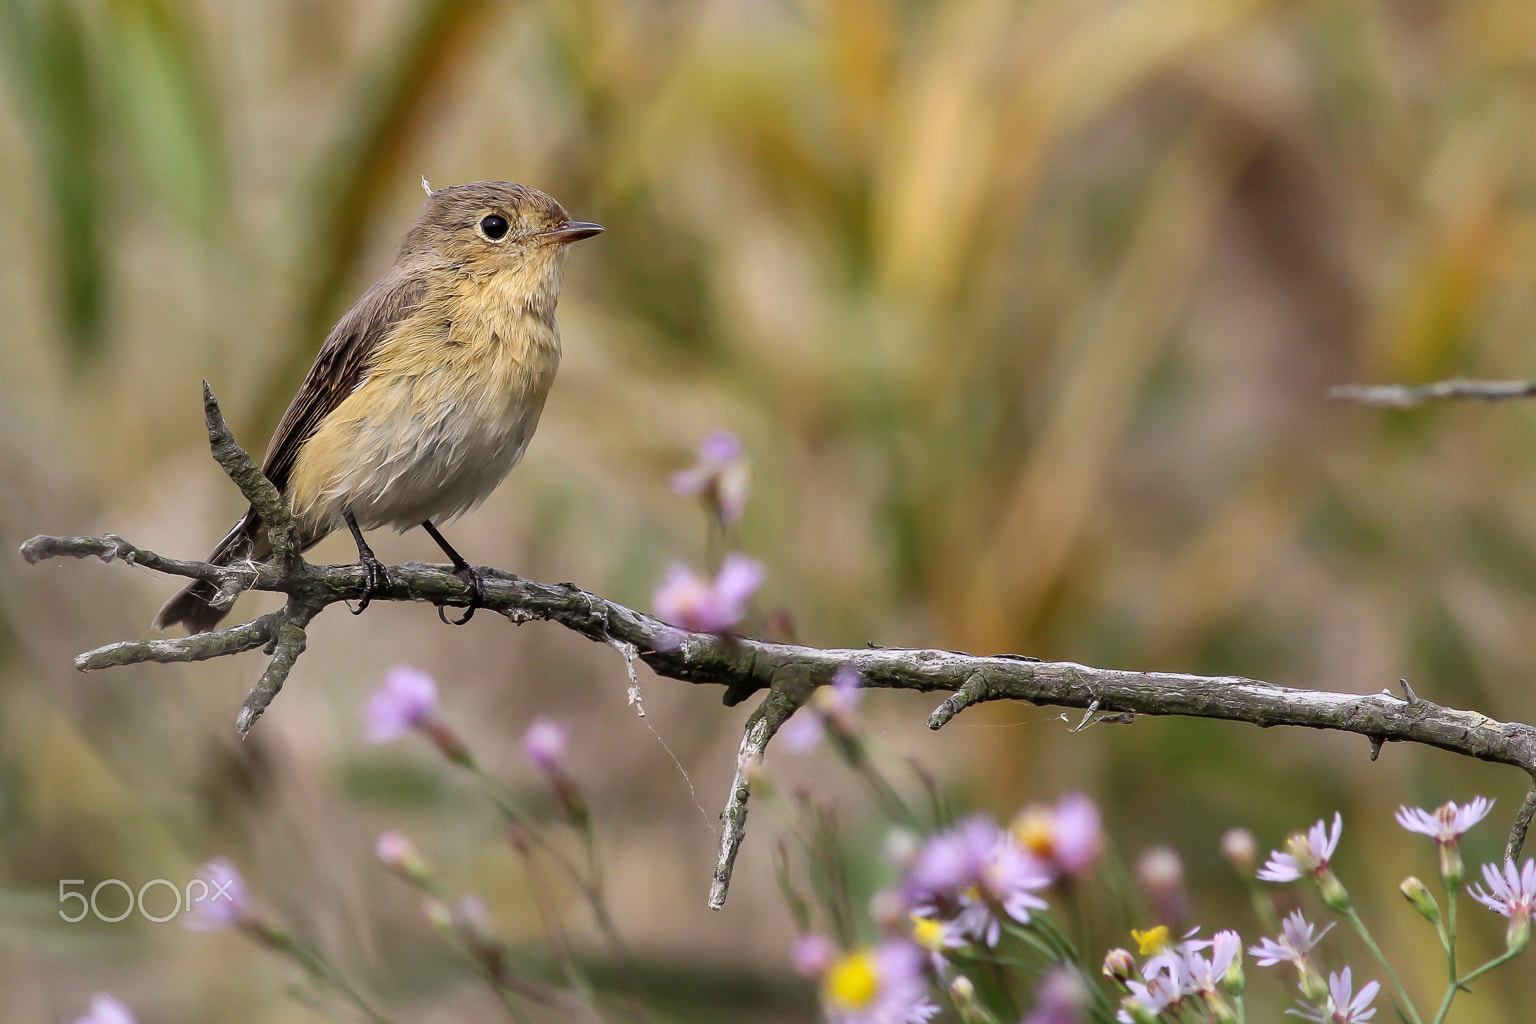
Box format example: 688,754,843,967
6,0,1536,1019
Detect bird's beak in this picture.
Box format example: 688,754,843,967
540,221,604,244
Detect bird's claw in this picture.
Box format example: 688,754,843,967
351,553,389,615
437,564,484,626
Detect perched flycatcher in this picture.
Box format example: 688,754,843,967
155,181,602,633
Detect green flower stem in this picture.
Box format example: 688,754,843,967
246,921,399,1024
515,844,601,1011
574,819,654,1022
1456,946,1523,987
1431,946,1523,1024
454,735,645,1014
1445,885,1458,989
828,729,919,827
1342,906,1423,1024
463,758,608,914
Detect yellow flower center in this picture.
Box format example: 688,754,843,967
824,950,880,1009
1286,834,1322,874
1131,925,1170,956
911,915,946,951
1013,809,1056,859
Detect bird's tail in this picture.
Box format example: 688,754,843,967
153,509,270,634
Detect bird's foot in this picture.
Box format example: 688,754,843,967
437,564,484,626
350,551,389,615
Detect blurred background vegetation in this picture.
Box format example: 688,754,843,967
5,0,1536,1019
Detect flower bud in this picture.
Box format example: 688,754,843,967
522,717,570,775
1135,847,1188,926
376,831,431,886
507,825,533,855
1316,869,1351,913
1223,956,1246,996
424,897,453,934
792,933,836,977
1399,876,1441,925
1298,964,1329,1003
453,895,493,946
884,828,921,870
1220,828,1257,876
949,975,1002,1024
1102,947,1137,986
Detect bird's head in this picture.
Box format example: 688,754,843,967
402,181,603,282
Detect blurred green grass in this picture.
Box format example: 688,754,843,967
5,0,1536,1019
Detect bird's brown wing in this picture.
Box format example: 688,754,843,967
262,267,431,492
155,268,430,634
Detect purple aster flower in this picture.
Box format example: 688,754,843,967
903,816,1049,946
1395,796,1492,843
520,715,586,822
1023,966,1090,1024
652,553,764,635
1117,957,1185,1022
1469,857,1536,950
1259,813,1343,883
1469,858,1536,918
1011,792,1104,879
1182,930,1241,995
184,857,248,932
819,941,939,1024
671,431,751,524
904,816,999,909
1292,967,1380,1024
365,665,439,743
1249,910,1334,968
522,716,572,775
1396,797,1492,884
952,835,1052,946
1141,927,1212,994
72,994,134,1024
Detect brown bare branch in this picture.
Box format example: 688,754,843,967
1330,378,1536,407
20,386,1536,904
23,530,1536,898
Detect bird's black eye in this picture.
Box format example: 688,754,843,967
480,214,509,240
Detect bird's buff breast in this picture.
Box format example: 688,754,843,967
286,307,560,537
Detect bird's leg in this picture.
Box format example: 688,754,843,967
344,510,388,615
420,520,484,625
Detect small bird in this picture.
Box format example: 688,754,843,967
155,181,602,633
